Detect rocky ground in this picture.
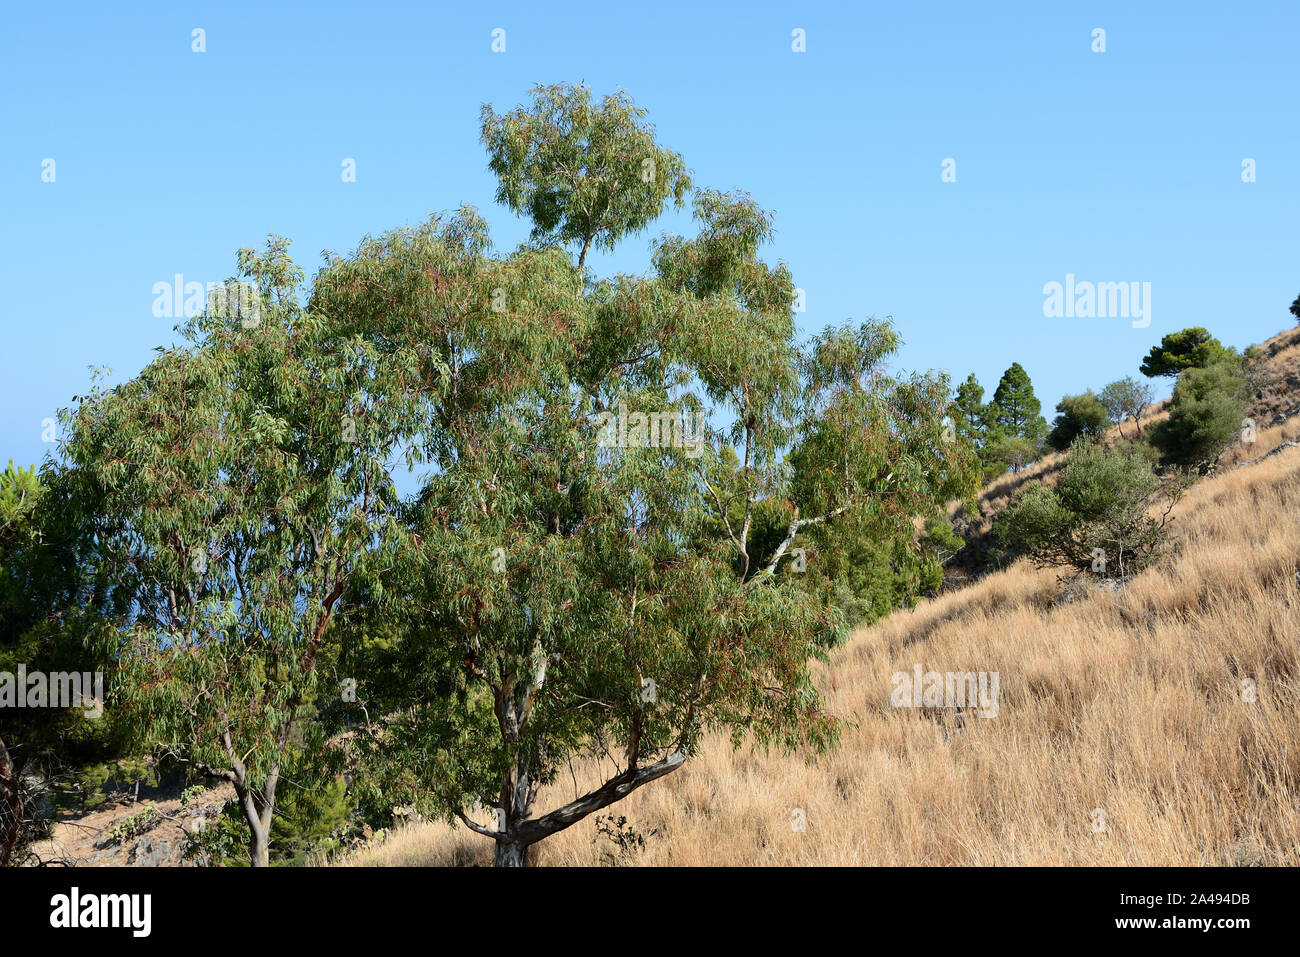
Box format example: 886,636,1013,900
24,780,233,867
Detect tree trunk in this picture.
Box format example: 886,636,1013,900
233,762,278,868
248,821,270,868
493,839,529,867
481,750,687,866
577,233,595,273
0,736,20,867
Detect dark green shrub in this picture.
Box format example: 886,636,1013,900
1046,391,1111,451
1148,361,1249,469
994,439,1181,576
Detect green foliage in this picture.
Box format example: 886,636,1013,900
989,364,1047,440
1139,327,1238,378
16,86,982,866
315,87,975,862
951,374,987,447
106,803,160,847
1046,390,1111,451
0,461,41,531
994,439,1179,575
919,512,964,565
182,799,248,867
790,512,946,628
70,756,156,811
1148,361,1250,469
0,461,43,645
977,361,1055,478
178,777,350,867
480,82,691,269
270,775,353,865
1,456,125,866
982,433,1039,476
61,234,423,865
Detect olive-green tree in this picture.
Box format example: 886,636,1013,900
321,86,974,866
1099,376,1154,439
994,439,1182,576
1046,390,1111,451
62,239,420,866
1148,361,1250,470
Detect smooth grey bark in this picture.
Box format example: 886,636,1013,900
493,840,529,867
471,750,687,866
463,636,690,866
232,761,278,868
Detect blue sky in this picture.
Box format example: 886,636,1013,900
3,1,1297,470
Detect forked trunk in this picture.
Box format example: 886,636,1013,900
233,762,278,868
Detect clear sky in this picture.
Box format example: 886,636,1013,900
3,1,1297,470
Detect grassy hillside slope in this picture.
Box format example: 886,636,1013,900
344,327,1300,866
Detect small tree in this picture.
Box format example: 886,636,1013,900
1139,327,1237,378
983,433,1039,476
994,440,1180,577
1099,376,1154,439
63,239,419,866
1046,390,1111,451
919,512,965,568
988,362,1048,459
952,373,988,447
1148,361,1250,470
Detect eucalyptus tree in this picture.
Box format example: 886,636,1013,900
480,83,691,272
321,85,975,865
62,238,421,866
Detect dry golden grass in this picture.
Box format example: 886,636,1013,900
343,439,1300,867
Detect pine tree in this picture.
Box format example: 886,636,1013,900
1139,327,1236,378
952,373,987,448
989,362,1048,453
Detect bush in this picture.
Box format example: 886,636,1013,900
918,512,965,566
1148,361,1249,469
798,513,947,628
982,433,1039,474
993,439,1180,576
1046,391,1111,451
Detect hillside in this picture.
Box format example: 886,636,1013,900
27,326,1300,868
339,324,1300,866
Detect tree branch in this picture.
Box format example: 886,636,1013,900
512,750,685,847
751,505,850,583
